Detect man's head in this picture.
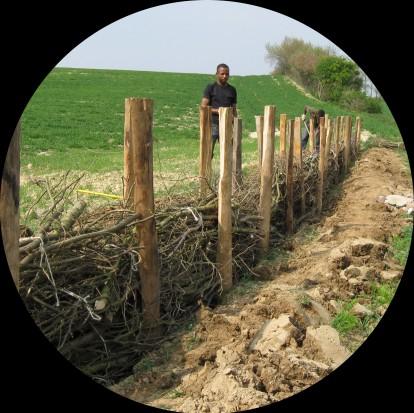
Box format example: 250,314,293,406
216,63,230,85
313,109,325,127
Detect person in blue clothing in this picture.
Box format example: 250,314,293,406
201,63,238,157
301,105,325,151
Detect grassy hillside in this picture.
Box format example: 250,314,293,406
21,67,402,177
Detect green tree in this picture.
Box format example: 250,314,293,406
315,56,363,101
265,37,331,88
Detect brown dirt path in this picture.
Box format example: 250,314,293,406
110,147,412,412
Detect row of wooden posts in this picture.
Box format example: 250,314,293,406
200,105,361,297
0,98,361,329
123,98,361,326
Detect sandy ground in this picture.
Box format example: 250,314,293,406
108,146,412,412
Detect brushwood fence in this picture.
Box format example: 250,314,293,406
16,98,361,383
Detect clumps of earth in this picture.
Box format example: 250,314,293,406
110,147,410,412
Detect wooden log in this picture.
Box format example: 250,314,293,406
259,105,276,253
293,116,302,163
217,107,234,291
286,119,294,234
129,98,160,327
334,116,340,159
61,200,87,231
340,116,345,144
325,118,332,161
1,121,20,287
317,120,326,215
279,113,287,159
232,117,242,193
293,117,305,215
123,99,133,206
309,118,315,152
344,116,352,173
255,115,264,168
355,116,362,153
199,105,213,198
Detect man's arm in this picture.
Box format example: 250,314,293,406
201,97,219,115
201,97,209,107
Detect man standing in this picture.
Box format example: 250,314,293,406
201,63,238,157
301,105,325,151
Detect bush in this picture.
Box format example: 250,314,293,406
364,97,383,113
339,90,382,113
316,56,362,90
265,37,331,89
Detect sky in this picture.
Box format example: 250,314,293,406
56,1,349,76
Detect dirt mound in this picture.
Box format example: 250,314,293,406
110,147,411,412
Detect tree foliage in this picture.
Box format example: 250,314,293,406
265,37,331,88
315,56,363,101
265,37,378,112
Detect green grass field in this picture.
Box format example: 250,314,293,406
21,67,402,175
19,67,404,223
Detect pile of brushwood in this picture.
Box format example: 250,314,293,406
19,145,346,385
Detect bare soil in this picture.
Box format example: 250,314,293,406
110,147,412,412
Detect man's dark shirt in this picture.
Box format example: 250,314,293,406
203,82,237,124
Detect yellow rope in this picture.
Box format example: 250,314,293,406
76,189,122,200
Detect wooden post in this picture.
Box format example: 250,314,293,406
309,118,315,152
334,116,340,159
286,120,294,234
259,105,276,254
355,116,362,154
344,116,352,173
123,99,133,206
217,107,233,292
293,117,305,215
199,105,212,197
279,113,287,159
293,116,302,162
232,117,242,193
317,118,326,215
1,121,20,287
129,98,160,327
324,119,332,184
340,116,345,144
255,115,264,168
325,118,332,161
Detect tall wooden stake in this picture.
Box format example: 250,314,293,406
286,120,294,234
279,113,287,159
123,99,133,206
217,107,234,291
199,105,212,197
293,116,302,162
325,118,332,161
293,117,305,215
309,118,315,152
259,105,276,254
1,121,20,287
232,117,242,193
129,98,160,328
334,116,340,159
317,118,326,215
255,115,264,168
344,116,352,174
355,116,362,154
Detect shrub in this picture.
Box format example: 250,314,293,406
339,90,382,113
363,97,383,113
265,37,331,88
